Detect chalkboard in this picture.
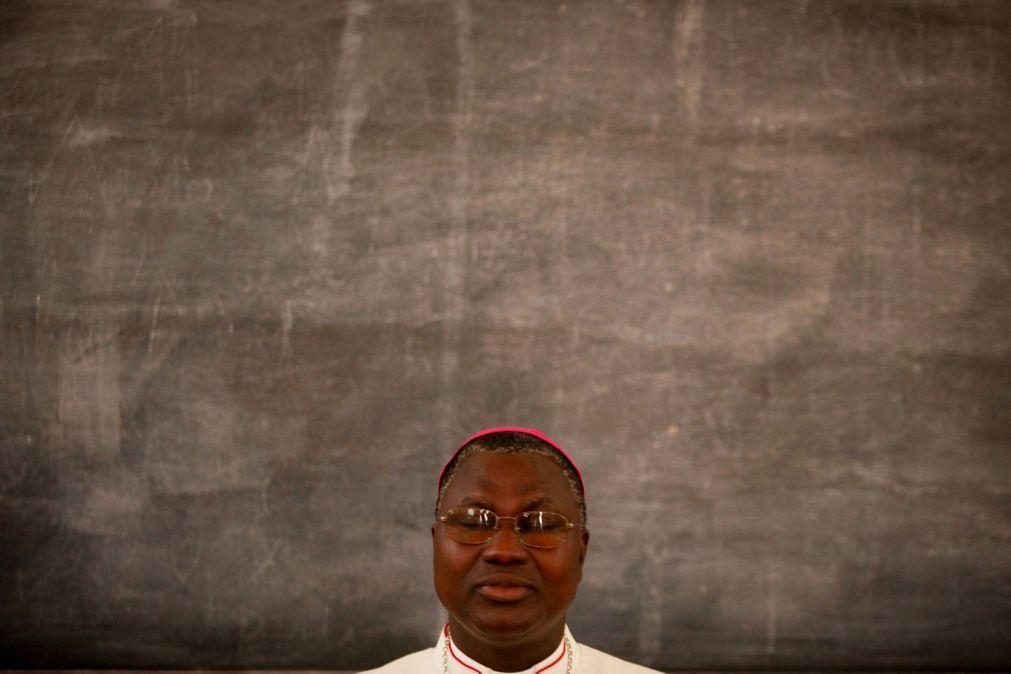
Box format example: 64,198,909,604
1,0,1008,670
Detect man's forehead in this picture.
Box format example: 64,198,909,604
470,474,558,494
446,453,575,500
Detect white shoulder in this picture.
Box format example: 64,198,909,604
357,647,435,674
578,642,665,673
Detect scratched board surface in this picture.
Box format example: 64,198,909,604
1,0,1009,670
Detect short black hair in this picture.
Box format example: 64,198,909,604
436,430,587,524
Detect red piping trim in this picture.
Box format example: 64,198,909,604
443,624,568,674
445,624,482,674
534,641,567,673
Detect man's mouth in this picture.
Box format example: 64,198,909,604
474,577,534,603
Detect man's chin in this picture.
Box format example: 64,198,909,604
462,605,559,644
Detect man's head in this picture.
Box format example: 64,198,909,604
432,428,590,668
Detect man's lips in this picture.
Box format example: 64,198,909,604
476,585,533,602
474,577,534,603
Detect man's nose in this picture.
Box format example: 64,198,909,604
481,521,529,564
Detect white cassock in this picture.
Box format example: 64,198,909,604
359,625,663,674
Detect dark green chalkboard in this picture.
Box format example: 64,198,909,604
1,0,1008,670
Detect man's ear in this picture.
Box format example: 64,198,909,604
578,529,589,566
431,523,436,540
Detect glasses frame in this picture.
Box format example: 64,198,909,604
437,507,582,549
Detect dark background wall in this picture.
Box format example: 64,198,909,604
1,0,1008,670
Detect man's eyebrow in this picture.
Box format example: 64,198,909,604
455,496,494,509
452,495,557,511
521,496,555,510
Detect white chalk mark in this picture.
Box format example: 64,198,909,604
170,523,205,586
28,114,81,206
817,14,856,99
147,292,161,357
204,568,216,624
69,124,120,149
544,29,575,406
185,68,194,116
129,241,151,286
888,28,920,89
249,540,283,584
259,474,273,516
281,299,294,357
766,563,780,655
237,609,265,657
451,0,474,225
981,4,997,86
15,569,27,603
84,146,116,219
0,444,31,494
156,266,182,311
296,60,306,118
434,7,473,640
673,0,705,134
637,544,663,660
325,0,372,203
446,0,472,295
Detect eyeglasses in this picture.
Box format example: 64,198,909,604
438,507,581,549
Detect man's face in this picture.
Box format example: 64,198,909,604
433,452,589,648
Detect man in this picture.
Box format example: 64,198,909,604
362,427,662,673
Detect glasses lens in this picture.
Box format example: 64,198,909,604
517,511,570,548
442,507,497,544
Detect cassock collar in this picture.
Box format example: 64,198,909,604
432,624,580,674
